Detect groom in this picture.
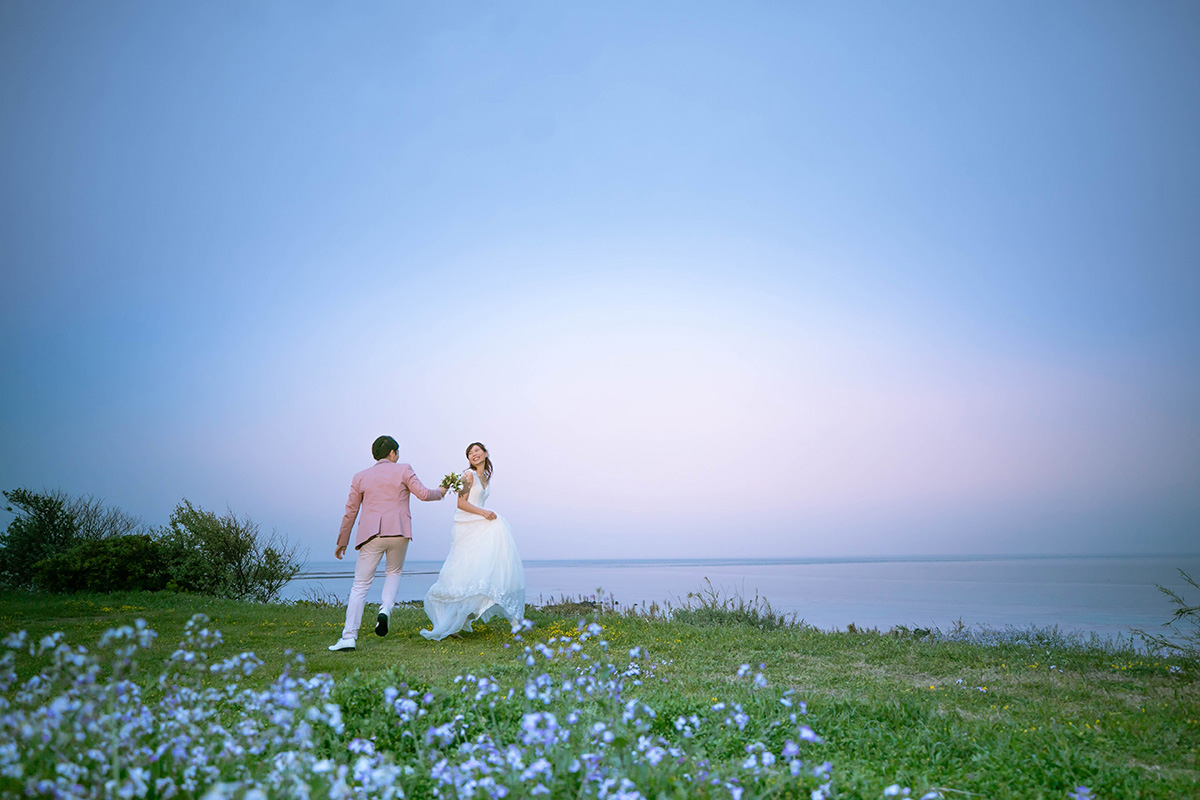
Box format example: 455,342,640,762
328,435,447,652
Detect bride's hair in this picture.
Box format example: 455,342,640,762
465,442,493,482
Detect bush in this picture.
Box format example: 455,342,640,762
32,534,170,594
0,488,153,591
1133,568,1200,661
68,494,150,541
0,489,79,589
670,578,801,630
159,499,302,603
2,489,303,602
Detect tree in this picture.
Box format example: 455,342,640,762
67,494,150,541
159,499,302,603
0,489,79,589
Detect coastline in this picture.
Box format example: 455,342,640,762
293,551,1200,576
284,553,1200,639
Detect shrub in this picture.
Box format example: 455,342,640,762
32,534,170,593
0,488,79,589
1133,568,1200,661
68,494,150,541
0,488,153,591
670,577,801,630
158,499,302,603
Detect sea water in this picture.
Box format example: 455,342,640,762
284,555,1200,639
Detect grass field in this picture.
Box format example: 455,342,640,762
0,589,1196,799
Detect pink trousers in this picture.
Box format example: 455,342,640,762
341,535,410,640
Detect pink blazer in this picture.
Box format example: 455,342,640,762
336,460,445,550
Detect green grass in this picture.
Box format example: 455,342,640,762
2,589,1197,799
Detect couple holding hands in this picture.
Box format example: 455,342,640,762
328,435,526,652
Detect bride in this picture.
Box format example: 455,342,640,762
421,442,526,640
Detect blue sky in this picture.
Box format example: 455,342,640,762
2,2,1197,562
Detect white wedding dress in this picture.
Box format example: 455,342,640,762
420,472,525,640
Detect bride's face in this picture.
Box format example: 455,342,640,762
467,445,488,468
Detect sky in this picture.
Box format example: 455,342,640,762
1,1,1198,563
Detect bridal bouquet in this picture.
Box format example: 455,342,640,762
440,472,464,493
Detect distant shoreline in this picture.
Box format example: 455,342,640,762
285,554,1200,637
292,551,1198,579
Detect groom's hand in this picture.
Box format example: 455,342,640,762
334,545,347,560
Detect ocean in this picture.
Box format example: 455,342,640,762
284,554,1200,640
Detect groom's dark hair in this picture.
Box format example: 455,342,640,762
372,435,399,460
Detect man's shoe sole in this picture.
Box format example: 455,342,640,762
375,613,389,637
329,646,356,652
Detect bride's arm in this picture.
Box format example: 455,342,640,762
456,471,497,520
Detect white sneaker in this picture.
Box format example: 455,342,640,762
375,610,390,637
328,638,356,652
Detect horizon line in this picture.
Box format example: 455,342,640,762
293,551,1200,578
